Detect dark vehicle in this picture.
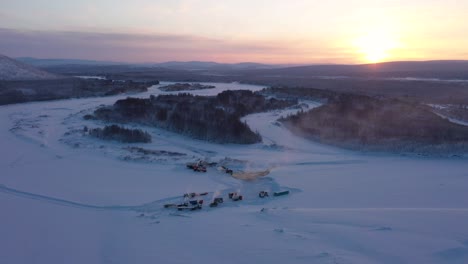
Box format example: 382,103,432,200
210,197,224,207
229,192,243,201
187,162,207,172
273,191,290,197
177,200,203,211
220,166,233,175
183,192,208,198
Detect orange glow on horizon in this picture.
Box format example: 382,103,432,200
351,26,401,63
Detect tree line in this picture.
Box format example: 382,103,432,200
92,90,296,144
280,93,468,153
88,125,151,143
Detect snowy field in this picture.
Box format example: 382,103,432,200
1,82,468,264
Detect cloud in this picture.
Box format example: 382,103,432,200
0,28,351,63
0,28,294,62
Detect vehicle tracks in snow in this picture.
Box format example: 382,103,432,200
0,184,175,212
0,181,298,215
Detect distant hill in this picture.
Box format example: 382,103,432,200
16,57,468,76
362,60,468,72
19,57,468,84
0,54,59,80
16,57,125,67
17,57,282,71
150,61,279,71
254,60,468,79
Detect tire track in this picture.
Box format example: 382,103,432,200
0,184,179,212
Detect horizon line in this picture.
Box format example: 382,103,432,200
11,55,468,67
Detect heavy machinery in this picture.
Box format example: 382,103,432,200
273,190,290,197
209,197,224,207
229,192,243,201
186,162,207,172
177,200,203,211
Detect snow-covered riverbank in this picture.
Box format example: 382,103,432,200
1,82,468,264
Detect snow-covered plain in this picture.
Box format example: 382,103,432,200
1,82,468,264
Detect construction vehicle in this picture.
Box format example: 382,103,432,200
228,192,243,201
219,166,233,175
186,162,207,172
273,190,290,197
183,192,208,199
209,197,224,207
177,200,203,211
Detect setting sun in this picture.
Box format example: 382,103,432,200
353,30,400,63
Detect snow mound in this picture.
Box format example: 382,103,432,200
0,54,59,81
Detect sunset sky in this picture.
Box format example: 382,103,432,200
1,0,467,64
